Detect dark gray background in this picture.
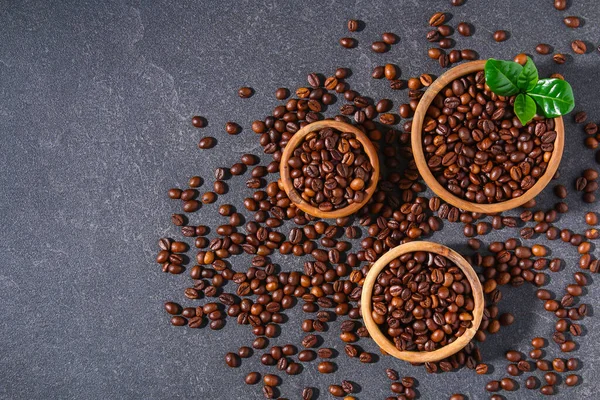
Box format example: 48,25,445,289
1,0,599,399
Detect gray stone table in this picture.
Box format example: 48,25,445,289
1,0,600,399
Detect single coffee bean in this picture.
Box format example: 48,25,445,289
457,22,472,36
525,376,539,389
536,43,552,54
302,387,314,400
493,30,507,42
382,32,398,45
476,364,488,374
371,41,389,53
565,374,579,386
564,16,581,28
263,374,279,387
165,302,182,315
245,372,260,385
225,352,240,368
198,137,216,149
429,12,446,27
317,361,335,373
572,40,587,54
339,38,357,49
238,87,253,98
347,20,358,32
191,115,206,128
553,53,566,64
532,337,545,348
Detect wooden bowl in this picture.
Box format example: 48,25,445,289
411,60,565,213
360,241,484,363
279,120,380,219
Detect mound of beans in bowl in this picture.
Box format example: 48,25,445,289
371,251,475,352
287,127,374,211
422,71,557,204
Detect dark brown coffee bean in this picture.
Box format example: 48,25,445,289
564,16,581,28
457,22,472,36
536,43,552,55
371,41,389,53
238,87,253,98
493,30,508,42
198,137,216,149
191,116,206,128
302,387,314,400
339,37,357,48
382,32,398,45
317,361,335,373
553,53,566,64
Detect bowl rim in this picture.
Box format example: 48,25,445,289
411,60,565,213
279,120,380,219
360,241,484,363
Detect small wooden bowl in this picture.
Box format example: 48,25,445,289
361,241,484,363
279,120,380,219
411,60,565,213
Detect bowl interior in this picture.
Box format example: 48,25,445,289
279,120,380,219
411,60,565,214
360,241,484,363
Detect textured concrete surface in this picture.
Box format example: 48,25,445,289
1,0,600,399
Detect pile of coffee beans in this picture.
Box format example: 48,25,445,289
372,251,474,352
422,71,556,204
156,4,600,398
287,127,374,211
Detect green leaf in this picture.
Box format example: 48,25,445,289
484,58,523,96
514,93,537,125
528,78,575,118
517,56,538,92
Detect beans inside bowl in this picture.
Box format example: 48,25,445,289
422,71,557,204
287,127,374,212
372,250,475,352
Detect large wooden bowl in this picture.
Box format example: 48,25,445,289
279,120,380,219
411,60,565,213
361,241,484,363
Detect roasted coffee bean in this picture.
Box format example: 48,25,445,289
191,116,206,128
476,364,488,374
457,22,472,36
553,53,566,64
371,41,389,53
317,361,335,373
385,368,399,381
347,19,358,32
245,372,260,385
238,87,253,98
429,12,446,27
339,37,357,49
382,32,398,45
329,385,344,397
225,352,240,367
198,137,216,149
564,16,581,28
493,30,508,42
302,387,314,400
536,43,552,55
